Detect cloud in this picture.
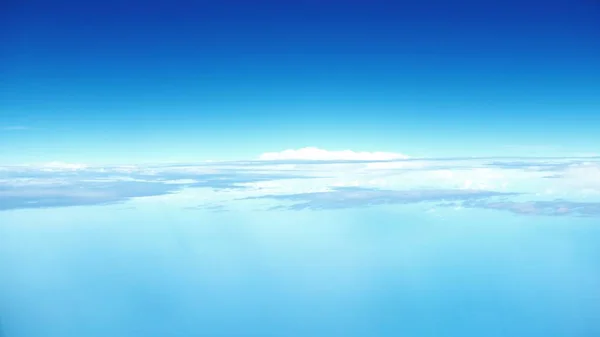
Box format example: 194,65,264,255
258,147,409,161
245,187,518,211
39,162,89,171
547,162,600,192
1,154,599,215
458,199,600,217
0,164,318,211
2,126,32,131
184,203,228,212
0,181,181,211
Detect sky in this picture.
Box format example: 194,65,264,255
2,0,600,163
2,1,600,336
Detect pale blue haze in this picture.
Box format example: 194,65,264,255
1,205,600,337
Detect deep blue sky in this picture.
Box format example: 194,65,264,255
2,0,599,163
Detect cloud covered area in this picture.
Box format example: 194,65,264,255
246,187,518,211
1,148,599,217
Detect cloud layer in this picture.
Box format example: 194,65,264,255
1,150,599,216
0,165,314,211
0,181,179,211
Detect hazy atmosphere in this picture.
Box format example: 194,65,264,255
2,1,599,336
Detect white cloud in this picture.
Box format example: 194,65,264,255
39,162,88,171
365,161,425,170
2,155,600,213
553,162,600,193
259,147,409,161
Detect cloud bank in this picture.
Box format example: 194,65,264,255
259,147,409,161
1,151,599,216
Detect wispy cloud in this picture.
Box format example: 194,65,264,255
244,187,518,211
457,199,600,217
2,126,33,131
184,203,228,212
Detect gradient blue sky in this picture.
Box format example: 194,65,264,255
2,0,599,163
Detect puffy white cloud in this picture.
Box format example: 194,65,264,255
364,161,425,170
258,147,409,161
39,162,88,171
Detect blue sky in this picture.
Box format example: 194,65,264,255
2,0,600,163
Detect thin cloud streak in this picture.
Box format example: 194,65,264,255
245,187,519,211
